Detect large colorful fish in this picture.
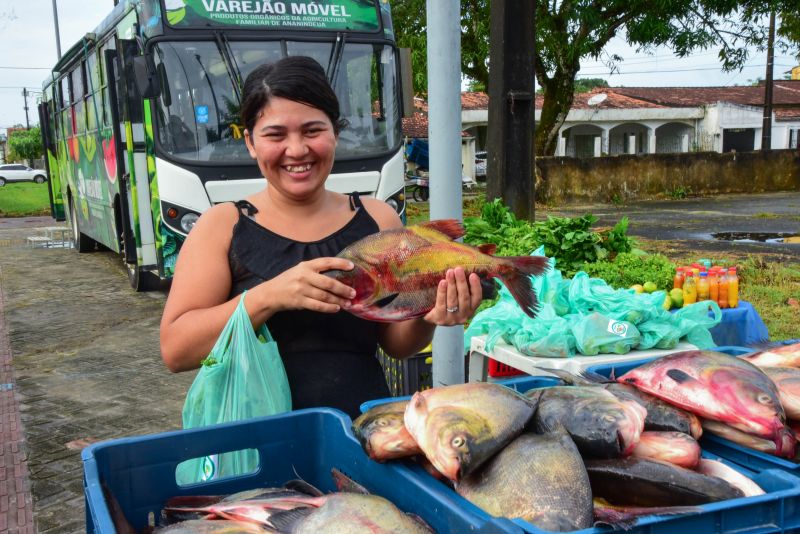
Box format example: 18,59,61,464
618,350,796,457
326,219,549,322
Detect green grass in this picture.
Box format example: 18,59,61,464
0,182,51,217
754,212,779,219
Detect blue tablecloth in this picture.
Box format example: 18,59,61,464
707,300,769,347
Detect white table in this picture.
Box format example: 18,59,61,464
468,335,699,382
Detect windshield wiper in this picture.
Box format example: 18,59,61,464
214,31,242,103
327,32,346,87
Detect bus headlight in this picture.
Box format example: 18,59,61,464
180,212,200,233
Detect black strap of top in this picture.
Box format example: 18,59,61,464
234,200,258,219
349,192,362,211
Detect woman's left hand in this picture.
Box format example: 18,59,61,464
424,267,483,326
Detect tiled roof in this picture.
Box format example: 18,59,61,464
612,81,800,108
402,111,429,138
461,92,489,110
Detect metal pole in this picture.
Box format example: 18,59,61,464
427,0,464,387
761,11,775,151
51,0,62,59
23,88,31,129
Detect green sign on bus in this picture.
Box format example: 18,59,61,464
164,0,382,31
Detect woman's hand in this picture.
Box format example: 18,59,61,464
263,257,356,313
423,267,483,326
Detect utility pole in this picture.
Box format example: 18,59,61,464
761,11,775,151
52,0,62,59
486,0,536,220
22,88,31,129
427,0,465,387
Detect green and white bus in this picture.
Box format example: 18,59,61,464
39,0,411,290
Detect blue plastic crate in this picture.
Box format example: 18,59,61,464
82,408,522,534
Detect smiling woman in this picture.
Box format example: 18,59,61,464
160,56,483,418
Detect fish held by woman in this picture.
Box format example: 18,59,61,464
326,219,549,322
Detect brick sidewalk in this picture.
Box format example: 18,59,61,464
0,267,35,533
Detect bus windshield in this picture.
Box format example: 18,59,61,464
151,40,401,164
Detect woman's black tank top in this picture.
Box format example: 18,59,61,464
227,194,390,418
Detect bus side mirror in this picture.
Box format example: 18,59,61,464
132,56,161,99
399,48,414,119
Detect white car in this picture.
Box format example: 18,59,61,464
475,151,487,178
0,164,48,186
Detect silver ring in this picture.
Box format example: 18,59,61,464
446,306,459,313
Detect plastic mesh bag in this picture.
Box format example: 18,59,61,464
176,292,291,484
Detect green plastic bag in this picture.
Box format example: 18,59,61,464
572,312,642,355
176,292,292,484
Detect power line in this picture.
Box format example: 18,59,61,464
577,63,793,76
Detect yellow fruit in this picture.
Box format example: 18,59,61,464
669,288,684,308
663,294,672,310
630,284,645,294
643,281,658,293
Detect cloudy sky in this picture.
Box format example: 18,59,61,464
0,1,797,133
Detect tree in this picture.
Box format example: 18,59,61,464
574,78,609,93
392,0,490,97
534,0,800,156
391,1,800,156
7,127,43,164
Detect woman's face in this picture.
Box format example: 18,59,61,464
244,96,337,200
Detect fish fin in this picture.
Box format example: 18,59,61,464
331,468,371,494
374,293,400,308
666,369,696,384
535,367,608,385
477,243,497,255
267,507,315,531
416,219,465,240
284,478,325,497
496,256,549,318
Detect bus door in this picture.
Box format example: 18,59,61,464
38,100,65,221
109,38,159,275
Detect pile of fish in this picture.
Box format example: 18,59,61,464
110,470,433,533
697,340,800,458
353,349,779,531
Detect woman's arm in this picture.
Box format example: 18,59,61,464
361,200,483,360
160,204,358,372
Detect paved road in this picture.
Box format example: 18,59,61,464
0,222,195,532
548,191,800,260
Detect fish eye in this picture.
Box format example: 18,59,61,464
451,436,466,448
603,414,616,423
376,418,389,427
757,393,772,405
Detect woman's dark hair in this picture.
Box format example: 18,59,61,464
241,56,348,135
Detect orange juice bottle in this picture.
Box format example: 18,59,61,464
697,271,709,301
708,269,719,304
728,267,739,308
683,272,697,305
674,267,685,289
717,269,729,309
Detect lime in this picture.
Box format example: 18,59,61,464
643,281,658,293
663,294,672,310
669,288,684,308
630,284,645,294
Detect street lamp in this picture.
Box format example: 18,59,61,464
52,0,62,59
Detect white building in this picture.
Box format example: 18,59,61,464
455,81,800,158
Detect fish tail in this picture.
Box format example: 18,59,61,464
497,256,549,318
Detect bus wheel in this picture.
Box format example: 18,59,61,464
69,197,97,253
121,222,160,292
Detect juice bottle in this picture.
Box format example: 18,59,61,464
697,271,709,301
682,272,697,305
708,269,719,304
728,267,739,308
717,269,729,309
673,267,685,290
